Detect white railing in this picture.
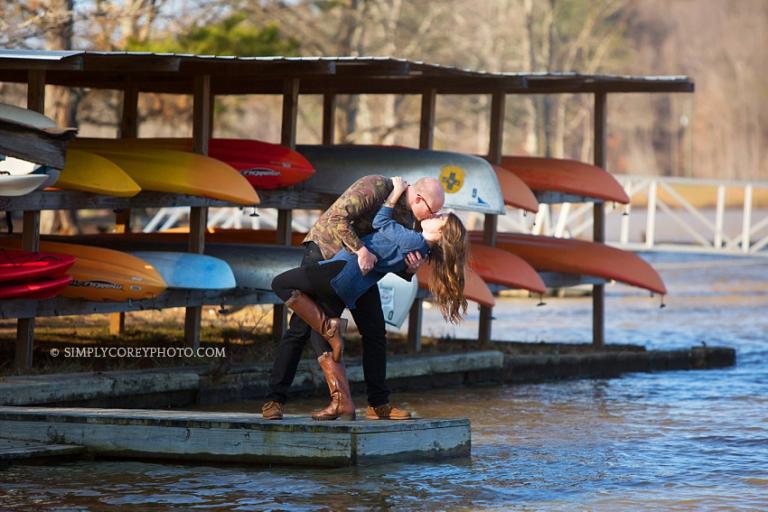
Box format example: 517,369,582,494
142,207,317,233
481,175,768,256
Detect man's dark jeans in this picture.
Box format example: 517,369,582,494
266,242,390,407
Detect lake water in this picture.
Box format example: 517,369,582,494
1,252,766,511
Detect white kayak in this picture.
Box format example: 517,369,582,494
0,102,58,130
130,251,236,290
0,174,49,196
296,145,506,215
377,273,418,328
0,156,60,189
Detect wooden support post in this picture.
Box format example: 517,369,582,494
407,89,437,352
322,93,336,145
592,91,607,348
110,85,139,336
184,75,211,350
15,70,46,370
478,90,505,343
273,78,300,341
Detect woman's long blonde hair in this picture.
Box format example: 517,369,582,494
428,212,468,324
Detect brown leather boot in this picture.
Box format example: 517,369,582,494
286,290,346,362
311,352,356,421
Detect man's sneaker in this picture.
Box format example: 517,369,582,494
261,400,284,420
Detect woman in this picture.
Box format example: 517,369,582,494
271,177,468,421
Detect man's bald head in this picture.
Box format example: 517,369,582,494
409,177,445,221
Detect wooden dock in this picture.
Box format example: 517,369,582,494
0,406,470,467
0,437,85,463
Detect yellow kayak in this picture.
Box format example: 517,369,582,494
0,238,167,301
54,149,142,197
71,143,260,205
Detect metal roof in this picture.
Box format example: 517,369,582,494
0,50,693,94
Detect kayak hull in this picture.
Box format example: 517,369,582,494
0,238,167,301
72,138,315,190
500,156,630,204
296,145,506,214
470,232,667,294
0,250,75,283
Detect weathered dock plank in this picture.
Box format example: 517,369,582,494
0,437,84,463
0,407,470,467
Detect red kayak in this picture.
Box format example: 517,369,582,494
470,232,666,294
72,138,316,190
500,156,629,204
491,164,540,213
207,139,315,190
0,249,76,283
417,263,495,307
0,275,72,300
469,243,546,294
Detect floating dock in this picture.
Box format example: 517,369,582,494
0,406,470,467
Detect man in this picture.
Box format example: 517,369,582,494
262,174,445,420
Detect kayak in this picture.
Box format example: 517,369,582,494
417,263,495,307
54,149,141,197
470,232,666,294
129,251,236,290
469,243,546,293
71,146,260,205
0,249,75,283
72,138,315,190
0,275,72,300
296,145,506,214
500,156,629,204
491,164,540,213
0,237,167,301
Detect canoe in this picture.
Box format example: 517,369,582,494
72,146,259,205
0,174,49,196
468,243,546,293
500,156,629,204
0,275,72,300
417,263,495,307
469,232,667,294
296,145,505,214
72,138,315,190
54,149,141,197
0,249,75,283
42,236,422,327
0,238,167,301
491,164,539,212
0,103,58,130
130,252,236,290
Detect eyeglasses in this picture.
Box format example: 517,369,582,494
418,194,435,215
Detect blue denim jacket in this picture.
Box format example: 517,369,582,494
323,205,429,309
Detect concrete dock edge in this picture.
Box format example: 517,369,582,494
0,346,735,409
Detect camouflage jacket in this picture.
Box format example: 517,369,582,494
304,175,416,260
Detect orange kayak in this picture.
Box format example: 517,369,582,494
0,238,167,301
491,164,540,213
500,156,629,204
470,232,666,294
417,262,494,307
469,243,545,293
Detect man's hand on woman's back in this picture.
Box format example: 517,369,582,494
356,245,378,275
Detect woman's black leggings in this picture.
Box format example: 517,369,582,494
271,260,347,357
